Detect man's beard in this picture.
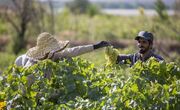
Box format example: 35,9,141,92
139,46,150,54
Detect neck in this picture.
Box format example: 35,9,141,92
140,49,152,61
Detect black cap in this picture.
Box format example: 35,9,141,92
135,31,153,41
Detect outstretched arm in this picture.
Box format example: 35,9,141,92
52,41,110,60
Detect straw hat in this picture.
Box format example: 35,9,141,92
26,32,69,60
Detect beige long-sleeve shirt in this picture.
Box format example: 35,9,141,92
15,45,94,68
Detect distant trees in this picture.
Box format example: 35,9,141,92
47,0,55,34
0,0,55,54
154,0,168,20
66,0,100,16
66,0,90,14
2,0,38,54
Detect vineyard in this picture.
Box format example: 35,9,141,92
0,0,179,109
0,57,179,109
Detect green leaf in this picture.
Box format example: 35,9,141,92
131,84,139,92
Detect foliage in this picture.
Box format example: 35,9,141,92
0,57,179,109
155,0,168,20
0,0,55,54
86,4,101,17
0,52,16,73
66,0,100,16
2,0,38,54
66,0,90,14
0,19,9,35
0,58,103,109
55,12,180,41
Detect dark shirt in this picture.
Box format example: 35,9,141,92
117,50,164,66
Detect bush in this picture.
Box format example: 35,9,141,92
0,52,16,73
0,58,179,109
87,4,101,17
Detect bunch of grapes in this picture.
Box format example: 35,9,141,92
105,46,119,66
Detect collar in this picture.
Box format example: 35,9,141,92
137,50,154,61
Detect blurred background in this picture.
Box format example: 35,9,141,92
0,0,179,72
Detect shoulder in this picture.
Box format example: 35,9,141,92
15,54,29,66
153,54,164,61
15,54,25,62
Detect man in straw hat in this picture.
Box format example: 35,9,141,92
116,31,164,66
15,32,110,68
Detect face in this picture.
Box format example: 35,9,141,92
137,38,151,54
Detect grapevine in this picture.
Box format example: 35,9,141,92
0,58,179,109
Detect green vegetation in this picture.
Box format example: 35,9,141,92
66,0,91,14
0,52,16,73
0,58,179,109
2,7,179,71
0,19,9,35
0,1,179,109
55,10,180,41
65,0,100,16
155,0,168,20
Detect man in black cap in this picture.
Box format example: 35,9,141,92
116,31,164,66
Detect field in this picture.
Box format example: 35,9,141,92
0,58,179,109
0,8,180,109
0,10,180,70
